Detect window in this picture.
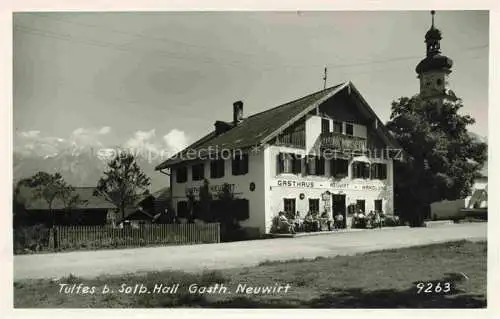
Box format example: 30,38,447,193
330,158,349,179
277,153,302,174
374,199,383,213
192,163,204,181
232,154,249,176
356,200,366,213
315,157,325,176
309,198,320,213
284,198,296,216
321,118,330,133
177,201,189,218
176,167,187,183
437,78,443,86
333,121,343,134
352,161,370,179
210,159,225,179
371,163,387,180
306,156,325,176
345,123,354,136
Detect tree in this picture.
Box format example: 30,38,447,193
386,96,487,226
22,172,79,226
216,183,241,240
198,179,213,222
185,189,196,222
59,185,87,224
94,151,151,221
13,178,31,228
18,172,80,249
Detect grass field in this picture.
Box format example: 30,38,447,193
14,240,487,308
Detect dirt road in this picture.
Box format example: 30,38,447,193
13,223,486,280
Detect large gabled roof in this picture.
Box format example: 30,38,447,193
155,81,400,169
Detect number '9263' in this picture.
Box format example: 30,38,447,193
416,282,453,294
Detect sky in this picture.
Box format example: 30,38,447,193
13,11,489,163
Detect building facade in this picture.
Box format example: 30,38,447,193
156,82,401,236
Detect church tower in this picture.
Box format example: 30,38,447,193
416,11,455,102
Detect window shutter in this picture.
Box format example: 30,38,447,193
317,157,325,175
292,156,301,174
379,164,386,179
210,161,215,178
277,153,284,174
232,158,238,175
243,154,249,174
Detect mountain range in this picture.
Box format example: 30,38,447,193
13,146,168,191
13,132,488,191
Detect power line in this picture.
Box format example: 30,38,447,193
14,23,489,72
30,12,266,61
28,12,490,70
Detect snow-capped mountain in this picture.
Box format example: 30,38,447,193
13,145,167,190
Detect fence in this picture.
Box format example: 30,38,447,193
47,223,220,251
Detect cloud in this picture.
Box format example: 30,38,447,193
14,127,189,165
98,126,111,135
125,129,159,154
18,130,41,138
15,130,66,157
163,129,188,154
70,127,112,148
15,126,112,158
122,128,189,163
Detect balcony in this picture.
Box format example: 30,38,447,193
275,131,306,149
320,132,367,152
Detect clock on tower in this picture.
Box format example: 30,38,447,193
415,11,455,102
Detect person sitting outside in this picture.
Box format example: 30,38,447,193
374,211,382,229
357,209,366,228
304,211,319,232
294,211,303,232
310,211,321,232
334,212,344,230
367,210,374,228
277,211,296,234
379,211,385,228
353,210,361,228
321,210,333,231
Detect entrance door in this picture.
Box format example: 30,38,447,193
332,194,346,228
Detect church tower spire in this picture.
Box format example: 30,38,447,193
416,11,454,101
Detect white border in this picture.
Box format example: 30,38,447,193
2,1,498,319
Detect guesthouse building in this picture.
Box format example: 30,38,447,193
155,81,402,236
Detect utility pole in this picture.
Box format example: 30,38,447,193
323,67,328,90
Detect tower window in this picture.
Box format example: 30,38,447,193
437,79,443,86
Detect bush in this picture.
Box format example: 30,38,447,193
13,224,51,254
383,215,403,227
221,223,246,242
352,217,368,229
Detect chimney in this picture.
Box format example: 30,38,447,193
233,101,244,125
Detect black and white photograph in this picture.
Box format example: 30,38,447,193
8,7,492,311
